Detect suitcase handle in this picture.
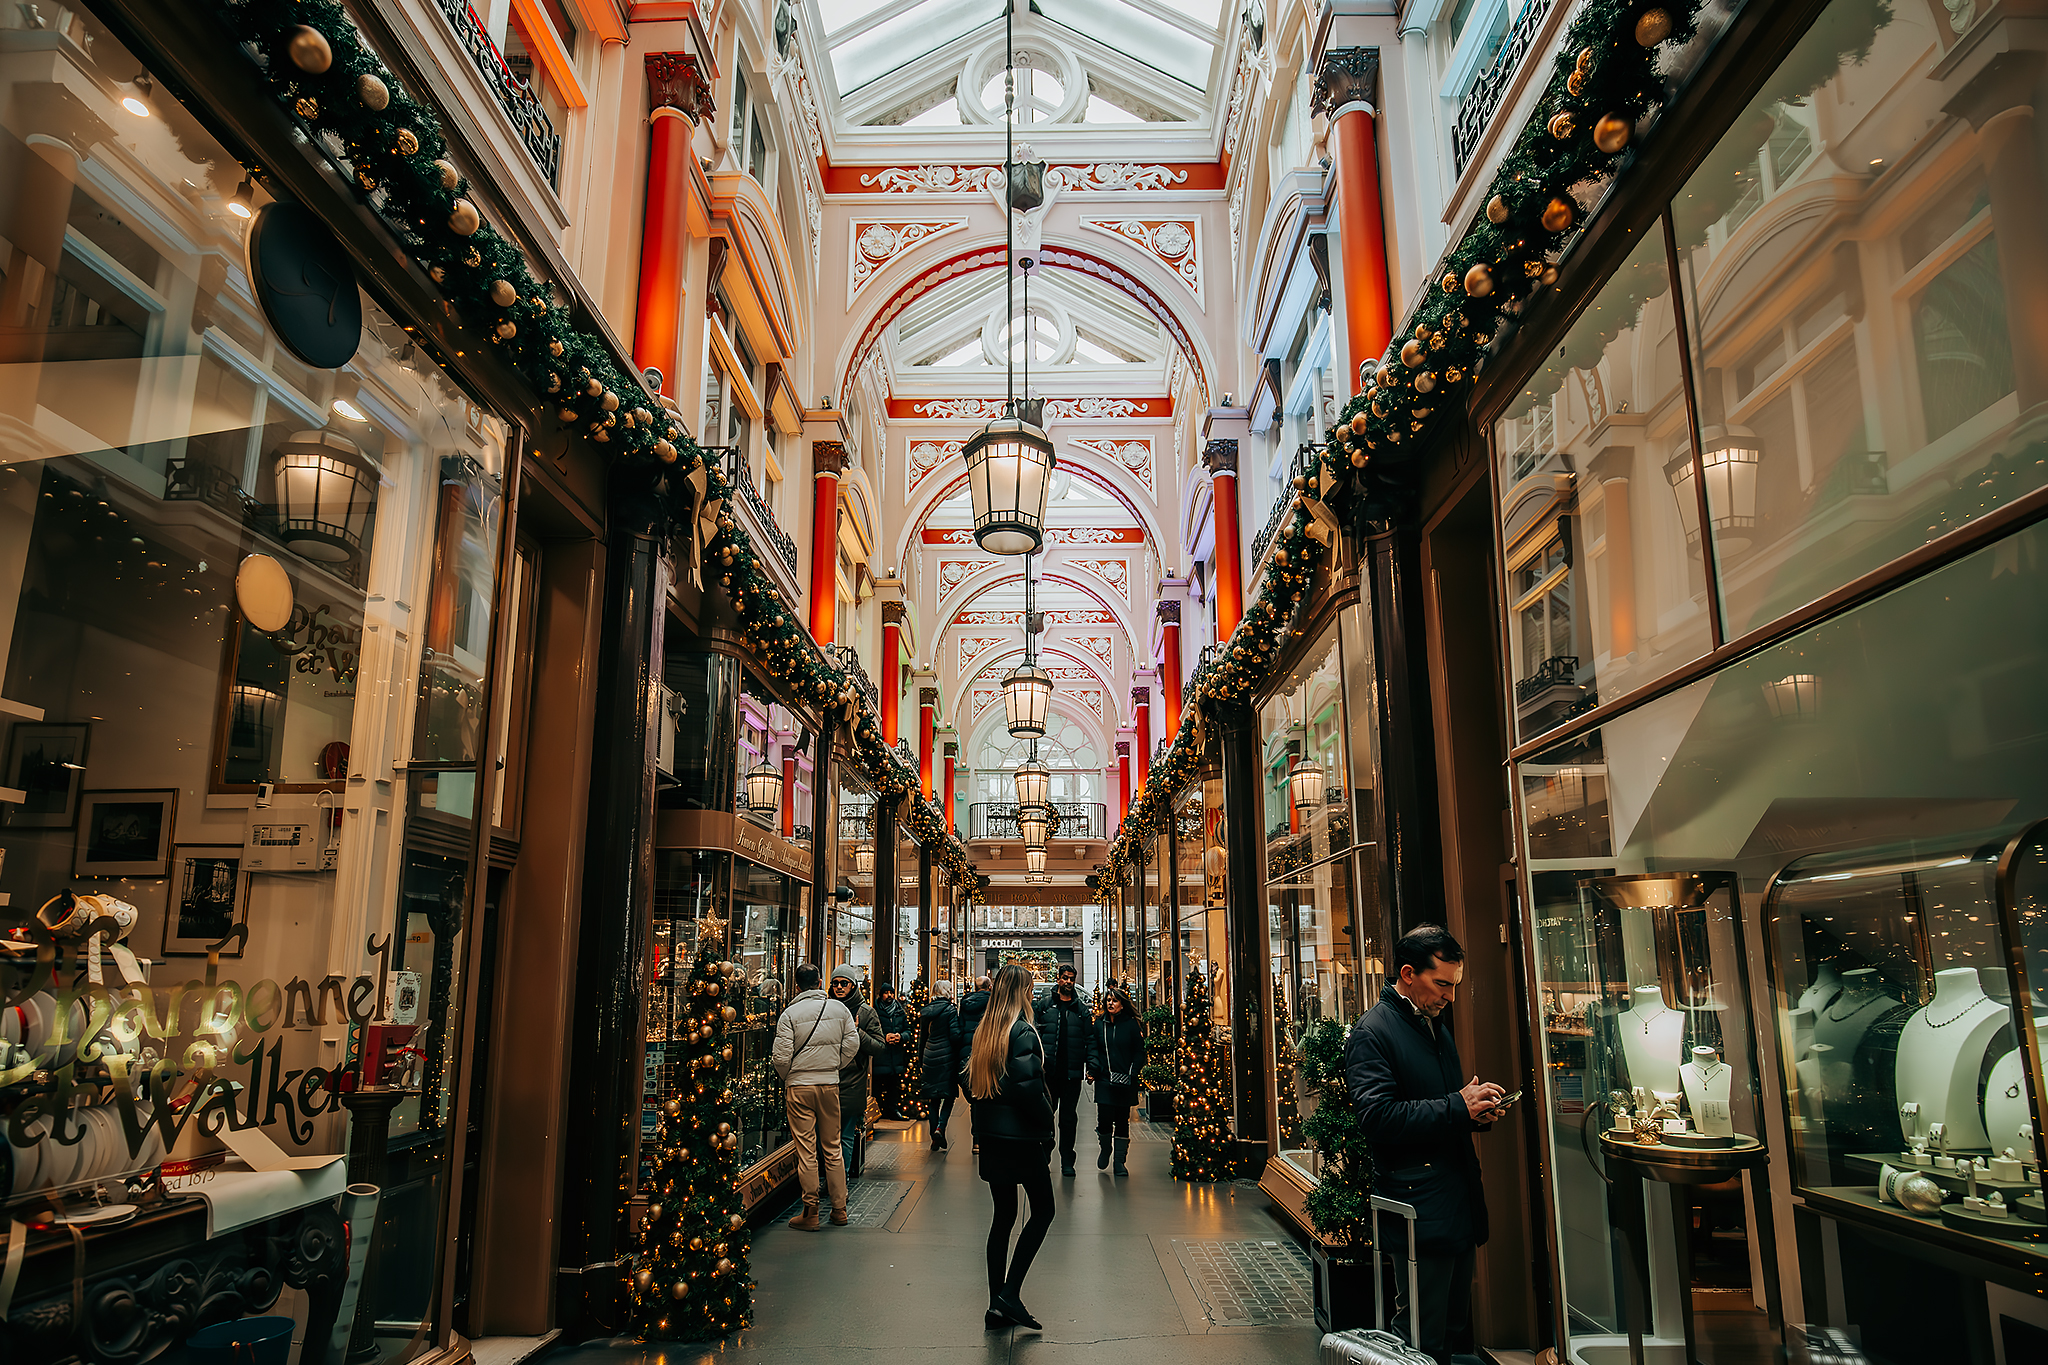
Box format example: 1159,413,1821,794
1368,1194,1421,1349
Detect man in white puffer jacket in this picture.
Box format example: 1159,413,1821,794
773,962,862,1229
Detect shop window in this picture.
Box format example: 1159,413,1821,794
1672,0,2036,639
503,0,578,137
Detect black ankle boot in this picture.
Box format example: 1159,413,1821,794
1112,1137,1130,1176
1097,1132,1112,1169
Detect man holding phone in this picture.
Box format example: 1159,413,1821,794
1345,924,1504,1365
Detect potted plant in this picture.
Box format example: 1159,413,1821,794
1141,1006,1176,1120
1299,1018,1375,1334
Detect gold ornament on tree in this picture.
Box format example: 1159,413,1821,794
287,25,332,73
1635,8,1674,46
1593,114,1632,154
448,199,481,235
356,74,390,110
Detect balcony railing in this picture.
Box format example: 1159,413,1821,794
710,446,799,577
434,0,562,189
1515,654,1581,704
967,802,1108,841
975,906,1081,930
823,644,880,717
1450,0,1554,177
1251,444,1321,570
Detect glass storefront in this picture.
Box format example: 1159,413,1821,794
1503,2,2048,1358
0,13,512,1359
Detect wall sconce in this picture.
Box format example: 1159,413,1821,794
744,757,782,819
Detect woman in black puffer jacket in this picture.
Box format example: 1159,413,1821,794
967,963,1056,1331
1086,985,1145,1176
918,981,962,1151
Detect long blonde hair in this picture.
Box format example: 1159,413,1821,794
969,964,1037,1099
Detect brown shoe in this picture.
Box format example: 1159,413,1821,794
829,1206,849,1225
788,1198,820,1231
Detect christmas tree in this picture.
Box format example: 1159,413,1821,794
1273,979,1302,1150
628,950,754,1340
899,976,929,1121
1300,1018,1374,1251
1171,985,1236,1182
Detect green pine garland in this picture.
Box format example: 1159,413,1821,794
628,952,754,1340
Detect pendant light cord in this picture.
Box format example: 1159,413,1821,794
1004,0,1015,414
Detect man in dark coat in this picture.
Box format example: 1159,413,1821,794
918,981,963,1150
957,977,992,1151
1037,963,1092,1175
873,984,910,1119
1345,924,1504,1365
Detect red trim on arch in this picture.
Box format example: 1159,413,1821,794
821,160,1226,195
922,526,1143,545
886,397,1173,420
939,571,1131,631
909,464,1156,553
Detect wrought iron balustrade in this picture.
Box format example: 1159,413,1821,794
434,0,562,188
967,802,1107,841
1514,653,1581,703
1251,444,1322,569
1451,0,1554,176
711,445,799,576
823,644,880,716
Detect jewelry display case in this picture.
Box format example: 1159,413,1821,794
1762,826,2048,1254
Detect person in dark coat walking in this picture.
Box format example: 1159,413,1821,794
1345,924,1505,1365
958,976,991,1150
874,984,911,1120
831,966,886,1177
1085,984,1143,1175
968,964,1057,1331
919,981,963,1150
1037,963,1092,1175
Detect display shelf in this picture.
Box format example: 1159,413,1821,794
1846,1152,2040,1198
0,787,24,806
1803,1186,2048,1266
0,697,43,722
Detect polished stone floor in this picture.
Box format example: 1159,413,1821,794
548,1094,1323,1365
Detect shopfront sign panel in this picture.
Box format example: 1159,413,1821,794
657,809,812,882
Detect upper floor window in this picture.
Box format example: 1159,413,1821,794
730,64,778,200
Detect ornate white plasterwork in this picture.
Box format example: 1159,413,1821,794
906,396,1155,421
1080,217,1203,305
937,559,984,595
1075,689,1106,724
850,219,969,306
926,526,976,544
970,687,1000,725
1069,558,1131,599
767,43,826,161
1074,635,1115,669
953,608,1116,627
855,163,1189,194
958,635,1009,671
1067,437,1154,495
1045,526,1142,545
906,438,963,496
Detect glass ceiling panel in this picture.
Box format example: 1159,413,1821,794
827,0,1006,92
1037,0,1215,89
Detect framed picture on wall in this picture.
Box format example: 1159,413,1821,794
3,722,90,828
74,789,178,877
163,846,248,956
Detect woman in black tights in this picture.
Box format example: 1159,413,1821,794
967,963,1057,1330
1087,985,1144,1174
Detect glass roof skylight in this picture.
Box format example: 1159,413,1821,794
819,0,1227,96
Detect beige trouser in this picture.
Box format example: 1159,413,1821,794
786,1083,847,1210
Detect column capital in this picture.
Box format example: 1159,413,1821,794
1201,438,1239,475
645,52,715,122
919,686,940,707
813,440,850,477
1155,599,1181,624
1115,741,1131,758
1131,686,1151,708
944,740,958,757
1311,46,1379,117
881,599,907,626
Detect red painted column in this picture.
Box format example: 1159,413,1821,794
781,746,797,838
809,441,847,645
1132,688,1151,793
880,601,905,746
635,54,711,387
1157,600,1183,738
1320,50,1394,389
1204,440,1244,640
943,741,958,832
1116,741,1131,829
919,687,938,802
1288,755,1300,835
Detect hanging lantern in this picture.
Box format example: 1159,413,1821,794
1290,760,1327,812
1665,426,1760,551
1026,847,1048,875
1017,804,1053,849
272,429,378,566
854,846,875,876
1013,758,1051,811
1002,663,1053,739
1025,870,1052,885
1762,674,1822,721
744,758,782,818
963,409,1057,554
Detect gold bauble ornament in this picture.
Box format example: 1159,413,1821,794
1348,450,1368,468
357,74,390,111
1540,265,1560,285
1567,70,1585,97
435,159,460,191
1486,195,1509,225
585,376,604,396
287,25,333,73
635,1269,653,1292
690,1236,705,1250
1415,372,1438,394
496,322,516,339
448,199,481,235
1548,111,1576,140
429,265,446,283
1635,8,1673,46
601,390,620,411
1442,271,1461,293
1348,413,1368,435
490,279,518,307
1463,263,1494,297
549,338,564,356
294,98,319,119
721,1005,737,1020
670,1280,690,1299
1593,113,1631,154
1541,197,1576,233
716,1258,735,1275
396,128,420,155
663,1098,681,1116
1400,339,1425,368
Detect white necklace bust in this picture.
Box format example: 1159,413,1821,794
1893,966,2007,1151
1618,985,1685,1095
1680,1045,1735,1136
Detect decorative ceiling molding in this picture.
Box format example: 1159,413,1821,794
951,607,1118,627
906,436,964,497
1074,635,1116,669
1075,689,1106,725
970,686,1001,725
1065,437,1154,496
826,161,1224,195
937,558,984,596
848,218,970,306
890,396,1169,421
1067,557,1132,600
1077,218,1202,306
958,635,1010,672
923,526,1146,546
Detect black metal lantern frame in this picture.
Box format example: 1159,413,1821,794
272,428,378,571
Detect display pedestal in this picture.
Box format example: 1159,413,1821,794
1599,1130,1779,1365
340,1088,415,1363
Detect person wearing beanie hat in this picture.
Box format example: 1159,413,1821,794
829,965,886,1176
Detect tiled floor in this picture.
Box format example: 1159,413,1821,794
545,1093,1322,1365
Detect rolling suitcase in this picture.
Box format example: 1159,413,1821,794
1317,1195,1435,1365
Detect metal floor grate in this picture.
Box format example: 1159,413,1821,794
774,1178,911,1228
858,1141,910,1171
1171,1238,1315,1326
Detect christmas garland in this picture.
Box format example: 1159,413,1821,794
212,0,979,889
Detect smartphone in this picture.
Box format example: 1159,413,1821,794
1495,1089,1523,1112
